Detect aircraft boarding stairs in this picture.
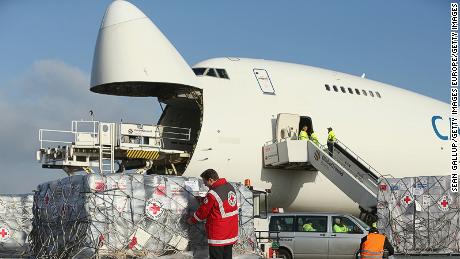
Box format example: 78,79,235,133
37,120,191,175
263,139,380,212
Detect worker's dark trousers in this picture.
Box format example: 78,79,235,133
209,244,232,259
327,142,334,157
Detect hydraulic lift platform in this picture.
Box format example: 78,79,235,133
37,120,191,175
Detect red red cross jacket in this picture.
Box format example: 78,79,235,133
191,178,239,246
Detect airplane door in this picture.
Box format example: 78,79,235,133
254,69,275,94
276,113,300,142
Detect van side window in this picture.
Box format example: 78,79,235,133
332,216,363,234
297,216,328,233
269,216,295,232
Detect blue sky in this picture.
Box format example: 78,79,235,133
0,1,450,193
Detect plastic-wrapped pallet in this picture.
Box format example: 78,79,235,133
0,194,34,257
30,174,258,258
377,175,460,254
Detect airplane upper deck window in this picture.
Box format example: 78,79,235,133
324,83,382,99
192,68,206,75
206,68,217,77
193,67,230,79
216,69,229,79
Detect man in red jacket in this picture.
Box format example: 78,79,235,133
187,169,239,259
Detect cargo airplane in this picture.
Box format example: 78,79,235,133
45,1,450,216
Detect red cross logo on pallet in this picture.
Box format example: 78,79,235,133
145,199,163,220
0,226,11,242
401,195,413,206
149,204,160,214
438,196,450,211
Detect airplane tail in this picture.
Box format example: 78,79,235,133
90,0,198,97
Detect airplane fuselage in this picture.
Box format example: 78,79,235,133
183,58,449,214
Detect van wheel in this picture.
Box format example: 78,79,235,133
277,248,292,259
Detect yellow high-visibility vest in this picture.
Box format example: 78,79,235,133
310,132,319,145
303,223,316,232
299,130,309,140
333,224,349,233
327,130,336,142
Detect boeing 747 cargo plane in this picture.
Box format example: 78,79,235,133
42,1,449,216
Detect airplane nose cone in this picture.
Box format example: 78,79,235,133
91,1,199,97
101,0,146,28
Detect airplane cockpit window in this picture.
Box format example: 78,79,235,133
369,91,375,97
347,87,353,94
333,85,338,92
193,67,230,79
192,67,206,76
216,69,229,79
325,84,331,91
355,88,360,95
206,68,218,77
376,91,381,98
340,86,346,93
362,90,368,96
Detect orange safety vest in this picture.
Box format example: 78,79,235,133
360,233,385,259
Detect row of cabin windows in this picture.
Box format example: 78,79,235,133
192,67,230,79
325,84,381,98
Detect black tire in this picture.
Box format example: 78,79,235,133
277,248,292,259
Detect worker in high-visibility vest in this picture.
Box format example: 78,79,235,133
299,126,309,140
332,218,349,233
359,227,394,259
327,127,336,156
302,222,316,232
309,131,320,146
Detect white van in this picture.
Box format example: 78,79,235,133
267,212,370,259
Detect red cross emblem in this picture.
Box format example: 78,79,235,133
94,181,106,192
128,236,138,249
145,199,163,220
401,195,413,205
149,204,160,215
0,226,10,241
438,196,450,211
228,191,237,207
441,200,448,207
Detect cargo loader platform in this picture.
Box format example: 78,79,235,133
37,120,191,175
